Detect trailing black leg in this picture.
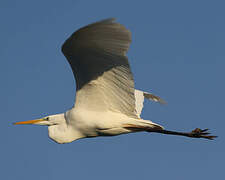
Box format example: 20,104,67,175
150,128,217,140
123,124,217,140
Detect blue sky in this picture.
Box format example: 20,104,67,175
0,0,224,179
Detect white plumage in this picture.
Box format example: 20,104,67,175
14,18,216,143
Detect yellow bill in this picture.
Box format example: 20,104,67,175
13,119,45,125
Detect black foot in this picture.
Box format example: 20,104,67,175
189,128,217,140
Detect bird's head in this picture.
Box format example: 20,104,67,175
13,114,65,126
13,113,81,144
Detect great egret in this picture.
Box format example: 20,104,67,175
14,18,216,143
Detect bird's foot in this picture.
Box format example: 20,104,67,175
188,128,217,140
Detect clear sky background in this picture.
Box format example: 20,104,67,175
0,0,224,179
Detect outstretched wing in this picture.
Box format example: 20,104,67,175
62,18,138,118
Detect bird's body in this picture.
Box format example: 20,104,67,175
14,18,216,143
47,90,163,143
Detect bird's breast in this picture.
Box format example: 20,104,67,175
66,108,105,137
66,108,132,137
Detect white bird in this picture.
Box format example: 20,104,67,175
14,18,216,143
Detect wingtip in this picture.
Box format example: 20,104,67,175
158,98,167,105
143,92,167,105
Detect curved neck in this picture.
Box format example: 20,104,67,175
48,124,84,144
47,113,84,144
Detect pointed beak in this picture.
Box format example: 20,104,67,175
13,118,46,125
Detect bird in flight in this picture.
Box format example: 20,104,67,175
14,18,217,143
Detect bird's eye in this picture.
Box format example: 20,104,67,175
45,117,49,120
